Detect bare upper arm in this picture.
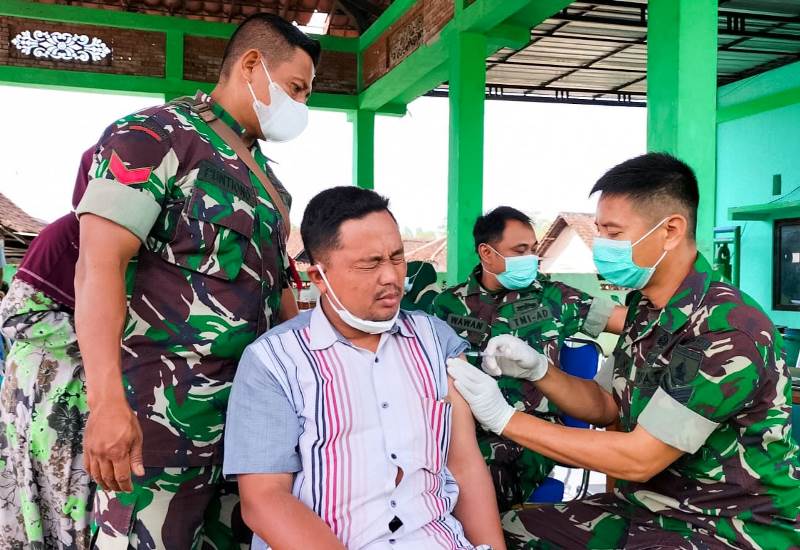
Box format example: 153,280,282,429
78,214,141,266
446,359,482,471
628,424,684,480
605,305,628,335
238,472,294,504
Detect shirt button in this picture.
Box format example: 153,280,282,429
389,539,396,545
390,500,397,508
381,402,389,409
375,357,379,363
391,453,397,460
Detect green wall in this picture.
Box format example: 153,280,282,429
716,62,800,328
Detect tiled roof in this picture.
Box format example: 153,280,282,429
0,192,45,235
46,0,392,37
536,212,597,257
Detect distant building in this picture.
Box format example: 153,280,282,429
537,212,598,275
536,211,626,301
0,192,46,265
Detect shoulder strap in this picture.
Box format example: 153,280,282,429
192,100,290,240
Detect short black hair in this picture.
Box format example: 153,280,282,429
590,152,699,237
301,186,393,264
473,206,532,252
221,13,321,79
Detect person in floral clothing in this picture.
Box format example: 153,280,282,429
0,149,93,549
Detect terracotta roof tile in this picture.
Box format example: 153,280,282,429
536,212,597,257
0,192,45,235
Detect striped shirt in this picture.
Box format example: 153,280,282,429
224,305,481,550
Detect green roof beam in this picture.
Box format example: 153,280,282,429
359,0,417,51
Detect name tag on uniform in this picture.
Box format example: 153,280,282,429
446,314,488,335
197,160,257,206
508,306,552,331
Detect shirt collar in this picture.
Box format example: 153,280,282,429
308,302,412,351
194,91,248,139
634,252,720,340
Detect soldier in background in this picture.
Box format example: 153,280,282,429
431,206,626,511
449,153,800,548
74,14,318,548
399,260,440,312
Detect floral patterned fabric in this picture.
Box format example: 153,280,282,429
0,280,91,549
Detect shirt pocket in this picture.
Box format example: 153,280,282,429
161,181,255,281
413,396,453,474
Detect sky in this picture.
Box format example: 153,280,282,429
0,84,646,232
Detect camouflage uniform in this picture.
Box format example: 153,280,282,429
400,261,440,312
75,92,290,548
504,254,800,549
431,267,613,511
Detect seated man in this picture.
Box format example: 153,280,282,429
431,206,625,510
224,186,505,550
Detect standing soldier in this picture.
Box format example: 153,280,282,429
449,153,800,548
74,14,318,548
431,207,625,511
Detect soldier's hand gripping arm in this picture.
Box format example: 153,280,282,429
483,335,618,427
448,361,684,482
76,214,145,493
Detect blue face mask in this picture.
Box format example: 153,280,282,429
485,245,539,290
592,218,669,290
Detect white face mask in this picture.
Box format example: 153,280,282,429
317,265,399,335
247,59,309,143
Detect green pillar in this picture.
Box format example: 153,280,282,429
447,31,486,284
164,30,185,101
647,0,718,257
351,109,376,189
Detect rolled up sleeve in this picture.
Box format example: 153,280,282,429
637,387,719,453
582,297,615,338
223,344,302,476
638,329,764,454
76,115,177,242
430,315,470,359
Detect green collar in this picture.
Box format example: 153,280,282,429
632,253,721,341
196,91,248,138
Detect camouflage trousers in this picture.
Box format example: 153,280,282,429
0,280,92,549
92,465,252,549
479,432,554,513
502,492,733,549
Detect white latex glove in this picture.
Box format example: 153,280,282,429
447,358,516,435
482,334,549,382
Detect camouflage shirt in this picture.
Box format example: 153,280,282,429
431,266,613,509
76,93,290,467
610,253,800,547
432,266,612,412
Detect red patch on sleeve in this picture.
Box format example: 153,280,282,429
109,150,153,185
129,125,163,142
